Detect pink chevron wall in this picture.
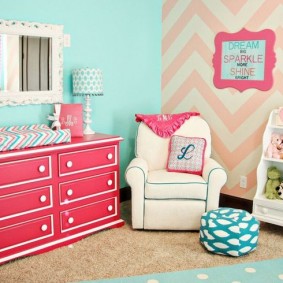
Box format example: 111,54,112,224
161,0,283,200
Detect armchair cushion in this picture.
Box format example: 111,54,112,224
167,135,206,175
145,169,207,200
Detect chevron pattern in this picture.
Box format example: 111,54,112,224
161,0,283,199
0,124,71,152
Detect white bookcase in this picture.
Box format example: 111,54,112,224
253,109,283,226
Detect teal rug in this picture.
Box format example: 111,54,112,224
81,257,283,283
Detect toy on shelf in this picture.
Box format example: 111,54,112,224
265,166,282,200
266,133,283,159
276,182,283,199
47,103,61,130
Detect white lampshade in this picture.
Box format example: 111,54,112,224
72,68,103,96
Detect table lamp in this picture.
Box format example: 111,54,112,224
72,68,103,135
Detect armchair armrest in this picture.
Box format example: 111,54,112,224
202,158,228,211
125,157,149,229
125,157,148,184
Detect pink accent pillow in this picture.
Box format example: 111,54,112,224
59,104,83,137
167,135,207,175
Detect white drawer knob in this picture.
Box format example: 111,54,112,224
41,224,48,231
40,195,47,203
107,179,113,186
39,165,46,173
108,205,113,212
66,161,73,168
107,153,113,160
68,217,74,224
67,189,73,196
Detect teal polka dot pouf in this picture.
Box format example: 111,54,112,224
199,208,259,257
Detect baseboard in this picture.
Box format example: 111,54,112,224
219,193,253,213
120,187,253,213
120,186,131,203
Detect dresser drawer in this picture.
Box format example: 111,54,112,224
0,215,53,252
0,186,52,220
59,146,117,176
0,156,51,188
253,204,283,220
60,197,117,232
59,172,116,205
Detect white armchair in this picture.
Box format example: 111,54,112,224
125,115,227,230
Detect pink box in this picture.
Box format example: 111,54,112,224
59,104,83,137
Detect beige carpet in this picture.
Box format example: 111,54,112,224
0,201,282,283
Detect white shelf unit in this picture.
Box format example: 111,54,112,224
253,109,283,227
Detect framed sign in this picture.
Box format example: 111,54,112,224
213,28,276,92
59,104,83,137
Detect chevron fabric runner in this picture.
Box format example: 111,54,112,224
0,124,71,152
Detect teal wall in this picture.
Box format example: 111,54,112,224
0,0,162,187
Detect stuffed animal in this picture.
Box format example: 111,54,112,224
47,104,61,130
276,182,283,200
266,133,282,159
265,166,281,199
277,135,283,159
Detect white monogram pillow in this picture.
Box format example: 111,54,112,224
167,135,207,175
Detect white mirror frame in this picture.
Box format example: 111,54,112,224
0,19,63,106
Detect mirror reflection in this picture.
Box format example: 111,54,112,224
0,34,52,92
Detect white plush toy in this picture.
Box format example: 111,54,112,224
276,182,283,199
47,104,61,130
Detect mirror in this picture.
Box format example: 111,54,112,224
0,19,63,106
1,35,52,92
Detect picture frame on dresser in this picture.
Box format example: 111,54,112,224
59,103,84,137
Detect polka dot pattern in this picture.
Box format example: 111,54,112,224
72,68,103,95
100,258,282,283
245,267,256,273
197,273,209,280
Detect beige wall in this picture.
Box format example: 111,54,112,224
162,0,283,200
